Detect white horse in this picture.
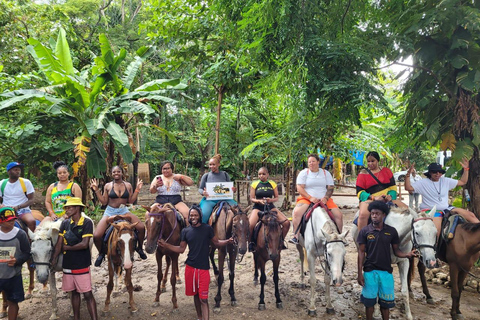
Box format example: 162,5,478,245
28,214,94,320
351,206,437,320
296,206,349,316
28,219,64,320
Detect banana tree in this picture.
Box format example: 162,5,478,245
0,28,186,198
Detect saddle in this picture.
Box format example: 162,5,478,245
209,201,229,225
102,220,140,253
436,210,464,263
251,210,279,247
296,202,339,237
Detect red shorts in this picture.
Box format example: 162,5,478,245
184,264,210,299
62,268,92,293
296,196,338,209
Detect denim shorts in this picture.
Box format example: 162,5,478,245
0,274,24,303
103,205,129,217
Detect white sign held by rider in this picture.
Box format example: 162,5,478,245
206,182,234,200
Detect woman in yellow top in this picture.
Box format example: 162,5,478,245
45,161,82,221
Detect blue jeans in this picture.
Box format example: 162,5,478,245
199,198,237,224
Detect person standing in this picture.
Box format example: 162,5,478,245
408,170,422,211
158,205,232,320
51,197,98,320
198,154,237,224
357,201,416,320
0,162,36,231
0,207,31,320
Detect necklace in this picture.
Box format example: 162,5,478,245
431,180,442,201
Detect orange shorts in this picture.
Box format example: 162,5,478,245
296,196,338,209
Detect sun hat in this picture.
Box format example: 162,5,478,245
63,197,85,208
0,207,18,222
6,162,24,171
424,163,446,178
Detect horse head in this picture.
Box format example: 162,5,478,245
411,206,438,268
321,228,349,287
29,220,63,284
231,205,249,255
113,221,138,270
144,203,175,254
259,213,282,260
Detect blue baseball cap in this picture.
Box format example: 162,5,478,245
6,162,24,171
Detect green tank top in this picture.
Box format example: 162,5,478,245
51,182,74,216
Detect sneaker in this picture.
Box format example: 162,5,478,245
94,253,105,267
136,248,147,260
288,237,299,245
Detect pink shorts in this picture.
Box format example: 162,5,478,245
184,264,210,299
62,268,92,293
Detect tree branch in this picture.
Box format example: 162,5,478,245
341,0,353,36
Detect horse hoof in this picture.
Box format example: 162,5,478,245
307,309,317,316
25,293,32,299
300,283,306,289
258,304,266,311
172,308,179,314
213,307,221,314
231,300,237,307
0,312,6,319
176,279,182,284
152,302,160,307
161,287,167,293
101,310,110,317
49,314,59,320
253,279,258,286
112,291,120,298
130,308,139,314
276,302,283,309
426,298,434,305
326,308,335,315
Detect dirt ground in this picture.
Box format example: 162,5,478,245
10,186,480,320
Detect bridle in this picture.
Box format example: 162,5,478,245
31,238,55,269
322,239,346,273
231,207,249,263
411,217,437,253
148,205,179,243
261,213,284,255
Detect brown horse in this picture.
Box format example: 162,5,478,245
144,203,182,310
253,212,284,310
208,203,250,313
104,220,139,314
421,221,480,320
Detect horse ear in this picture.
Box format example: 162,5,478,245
321,229,331,242
340,229,350,240
130,222,139,229
27,228,35,240
243,205,252,213
428,206,437,218
141,205,151,213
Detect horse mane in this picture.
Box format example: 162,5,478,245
322,220,339,236
390,206,413,216
461,222,480,233
265,214,279,232
34,225,52,240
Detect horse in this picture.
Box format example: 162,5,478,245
208,203,249,313
407,210,438,304
27,219,63,320
104,220,139,314
144,203,182,310
296,206,349,316
253,211,284,310
440,220,480,319
352,206,437,320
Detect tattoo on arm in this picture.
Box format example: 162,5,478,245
325,187,334,198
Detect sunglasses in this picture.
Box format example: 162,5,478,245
429,170,443,174
162,167,172,170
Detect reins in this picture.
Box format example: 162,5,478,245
148,205,179,243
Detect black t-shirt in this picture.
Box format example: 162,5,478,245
59,216,93,270
180,224,214,270
357,223,399,273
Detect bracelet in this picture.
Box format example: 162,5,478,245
135,189,140,193
465,168,470,171
405,174,410,177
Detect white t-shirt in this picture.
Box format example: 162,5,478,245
296,168,334,199
411,176,458,211
0,178,35,209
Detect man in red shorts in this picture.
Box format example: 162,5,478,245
159,204,232,320
52,197,98,320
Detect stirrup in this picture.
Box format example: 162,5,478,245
288,237,299,245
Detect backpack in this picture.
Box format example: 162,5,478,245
0,178,27,197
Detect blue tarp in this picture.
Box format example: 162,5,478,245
350,150,365,166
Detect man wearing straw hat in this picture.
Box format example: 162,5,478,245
52,197,98,320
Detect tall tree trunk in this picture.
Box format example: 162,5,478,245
215,85,225,155
468,148,480,218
